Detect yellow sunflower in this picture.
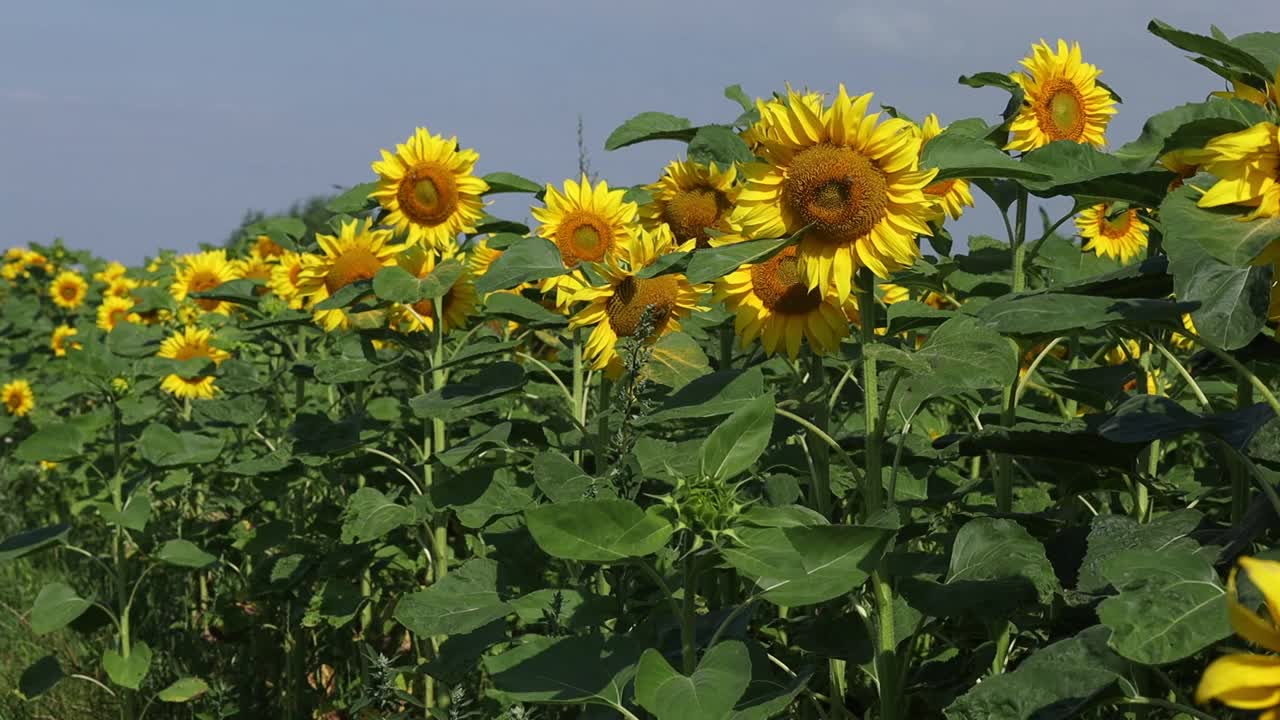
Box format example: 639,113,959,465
2,379,35,417
1196,122,1280,221
370,127,489,250
733,86,938,299
171,250,241,315
105,276,140,299
93,261,127,284
51,325,81,357
388,245,477,335
1212,67,1280,109
1076,203,1149,263
48,271,88,310
268,252,308,309
742,90,826,152
3,247,23,262
569,225,707,375
295,219,402,332
236,252,275,297
1171,313,1198,351
96,295,139,331
157,326,231,400
1197,556,1280,717
641,160,743,249
1006,39,1116,152
467,236,504,279
715,246,855,358
917,115,975,221
1158,148,1206,190
22,251,50,274
531,175,638,309
253,234,287,260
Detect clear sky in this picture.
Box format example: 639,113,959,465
2,0,1275,264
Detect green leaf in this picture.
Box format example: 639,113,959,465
107,322,165,358
920,132,1051,182
724,84,753,113
484,292,568,328
18,656,63,699
156,539,217,569
685,234,799,284
1230,31,1280,75
1161,180,1280,266
431,465,535,528
474,237,566,295
326,181,378,213
958,72,1020,93
485,634,641,706
246,216,306,244
525,499,675,562
0,524,70,562
895,315,1018,418
605,112,696,150
340,487,415,544
14,424,88,463
636,641,752,720
723,525,894,606
1077,510,1202,593
532,452,606,503
437,422,511,468
1114,99,1271,169
975,293,1188,335
1148,19,1274,79
138,424,225,467
885,301,954,336
642,332,711,389
482,171,542,194
314,279,374,310
30,582,93,635
394,558,512,637
158,677,210,703
642,368,766,425
700,393,775,482
103,641,153,690
410,361,527,420
101,491,152,532
688,125,755,168
372,260,463,304
1018,141,1172,206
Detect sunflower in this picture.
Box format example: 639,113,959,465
105,276,140,299
388,245,477,334
51,325,81,357
1105,338,1143,366
715,246,855,358
531,175,638,309
1171,313,1198,351
1158,148,1205,190
641,160,742,248
3,247,22,262
1,379,34,417
171,250,241,315
467,236,504,280
917,115,975,221
1006,39,1116,152
93,261,127,284
1212,67,1280,109
22,251,50,273
268,252,308,309
569,225,707,375
733,86,938,300
1195,122,1280,221
157,326,231,400
742,90,826,152
48,271,88,310
1076,203,1149,263
1197,555,1280,717
370,127,489,250
96,295,139,331
295,219,402,332
253,234,287,259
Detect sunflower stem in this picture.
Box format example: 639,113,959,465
808,352,832,519
719,322,734,371
995,188,1029,514
1234,374,1254,524
572,328,585,467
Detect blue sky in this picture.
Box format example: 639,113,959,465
1,0,1274,264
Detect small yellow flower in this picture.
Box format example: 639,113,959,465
1197,556,1280,717
1076,203,1149,264
49,271,89,310
370,127,490,250
1,379,35,417
1006,39,1116,152
157,327,230,400
51,325,81,357
97,295,139,331
93,261,128,284
916,114,975,222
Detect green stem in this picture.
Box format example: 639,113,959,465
1011,187,1028,293
1234,374,1254,524
990,621,1012,675
681,553,699,674
112,479,135,720
719,322,734,371
594,374,610,473
873,571,900,720
808,352,833,519
995,189,1029,515
857,268,883,518
572,328,585,467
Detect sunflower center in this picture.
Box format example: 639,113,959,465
397,162,459,226
109,308,129,325
411,288,455,323
1101,208,1134,238
1036,80,1086,141
60,284,78,300
664,187,729,247
5,392,22,411
556,212,614,265
783,144,888,246
324,248,383,294
187,270,225,311
288,263,302,287
605,275,680,338
750,248,824,315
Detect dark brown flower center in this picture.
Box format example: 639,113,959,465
324,249,382,295
396,162,459,226
555,212,614,265
783,144,888,246
663,187,730,248
605,275,680,338
750,247,823,314
1036,80,1086,141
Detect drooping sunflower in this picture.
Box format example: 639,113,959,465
917,115,975,221
1076,203,1149,264
733,86,938,299
1197,555,1280,717
370,127,489,250
388,245,478,335
531,175,638,309
96,295,139,331
295,219,402,332
1212,67,1280,109
569,225,707,375
48,270,88,310
171,250,241,315
22,251,50,274
157,326,231,400
1006,39,1116,152
715,246,855,358
268,252,308,309
467,236,504,280
1195,122,1280,221
51,324,81,357
641,160,742,249
2,379,35,417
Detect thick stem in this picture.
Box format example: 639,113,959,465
808,353,833,519
1234,375,1255,524
857,268,883,518
995,189,1029,514
681,553,699,674
873,571,900,720
719,323,734,371
572,328,585,466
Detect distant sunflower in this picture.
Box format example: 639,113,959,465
96,295,139,331
1006,39,1116,152
371,127,489,250
157,326,231,400
268,252,307,309
295,219,401,332
22,251,50,274
253,234,287,260
93,261,127,284
531,175,638,308
1158,148,1205,190
733,86,938,299
171,250,240,314
51,325,81,357
1,379,35,417
388,245,477,334
3,248,23,262
917,115,974,221
1076,203,1148,264
237,252,275,283
1195,122,1280,220
569,225,707,374
715,246,855,358
49,271,88,310
641,160,742,248
105,276,140,299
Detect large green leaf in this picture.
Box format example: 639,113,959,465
30,582,93,635
340,487,415,544
326,181,378,213
1114,99,1271,169
895,315,1018,417
1161,180,1280,267
636,641,752,720
642,332,711,389
722,525,893,607
482,171,542,194
685,235,799,284
1076,510,1202,593
975,293,1188,336
485,634,641,707
158,677,209,702
484,292,567,328
641,368,766,425
1148,19,1274,79
688,125,755,168
474,238,566,295
605,112,696,150
18,656,63,699
431,465,536,528
14,424,88,463
395,559,513,637
138,424,225,467
525,499,675,562
700,393,775,482
920,132,1050,182
1018,141,1171,206
0,524,70,562
103,641,153,690
371,260,462,304
156,539,217,569
410,361,526,420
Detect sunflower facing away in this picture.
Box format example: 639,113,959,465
253,234,287,260
2,379,35,417
715,246,856,358
96,295,139,331
157,326,231,400
1195,122,1280,221
51,324,81,357
268,252,308,309
171,250,241,315
1006,39,1116,152
1197,555,1280,718
531,175,638,309
641,160,742,249
733,86,938,300
917,115,975,221
1076,203,1149,263
49,270,88,310
295,219,401,332
388,245,477,335
371,127,489,250
569,225,707,375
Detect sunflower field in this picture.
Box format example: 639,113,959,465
7,17,1280,720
